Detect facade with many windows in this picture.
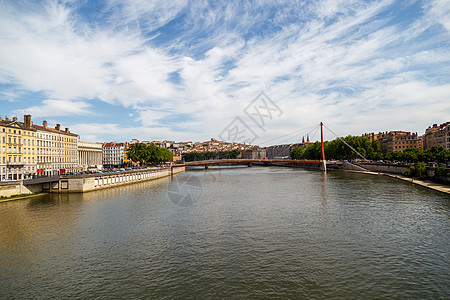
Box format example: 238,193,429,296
103,143,125,167
424,122,450,150
33,121,79,176
381,131,420,153
0,115,37,180
363,131,421,153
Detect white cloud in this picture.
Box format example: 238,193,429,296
428,0,450,31
0,0,449,144
16,99,92,118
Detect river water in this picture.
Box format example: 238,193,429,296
0,167,448,299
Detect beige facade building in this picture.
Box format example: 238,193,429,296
78,141,103,171
364,131,421,153
381,131,420,153
33,121,78,175
424,122,450,150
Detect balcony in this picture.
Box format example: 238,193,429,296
6,140,23,146
7,161,25,166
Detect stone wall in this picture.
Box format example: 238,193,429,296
1,167,185,197
359,163,409,174
47,167,185,193
0,181,43,198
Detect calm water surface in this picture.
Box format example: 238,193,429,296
0,167,448,299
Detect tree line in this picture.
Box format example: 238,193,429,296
127,143,173,165
291,136,382,160
182,149,240,162
291,135,450,164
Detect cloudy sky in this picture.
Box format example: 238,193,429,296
0,0,449,145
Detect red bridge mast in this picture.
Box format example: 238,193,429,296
320,122,326,172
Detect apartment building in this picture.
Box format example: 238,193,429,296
424,122,450,150
266,140,313,158
241,148,267,159
0,116,37,180
103,142,124,167
363,131,421,153
380,131,420,153
34,121,78,175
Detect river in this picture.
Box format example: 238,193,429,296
0,167,448,299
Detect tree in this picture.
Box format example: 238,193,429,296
126,143,173,165
182,149,242,162
290,135,383,160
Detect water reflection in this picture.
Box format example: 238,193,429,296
320,172,328,209
0,167,448,299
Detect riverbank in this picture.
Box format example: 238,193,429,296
0,192,48,203
346,170,450,195
0,167,185,201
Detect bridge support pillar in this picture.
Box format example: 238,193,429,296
205,165,208,169
320,160,327,172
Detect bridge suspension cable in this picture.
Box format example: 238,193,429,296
323,124,367,161
260,124,321,157
257,123,319,146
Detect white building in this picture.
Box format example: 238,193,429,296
78,141,103,171
103,143,124,167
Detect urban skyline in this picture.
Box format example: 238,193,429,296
0,1,449,144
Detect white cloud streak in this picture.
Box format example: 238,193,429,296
0,0,449,143
15,99,92,118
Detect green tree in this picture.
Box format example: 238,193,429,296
126,143,173,165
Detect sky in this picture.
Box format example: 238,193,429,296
0,0,449,146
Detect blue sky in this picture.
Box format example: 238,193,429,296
0,0,449,145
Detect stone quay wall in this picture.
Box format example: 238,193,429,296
50,167,185,193
0,167,185,197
